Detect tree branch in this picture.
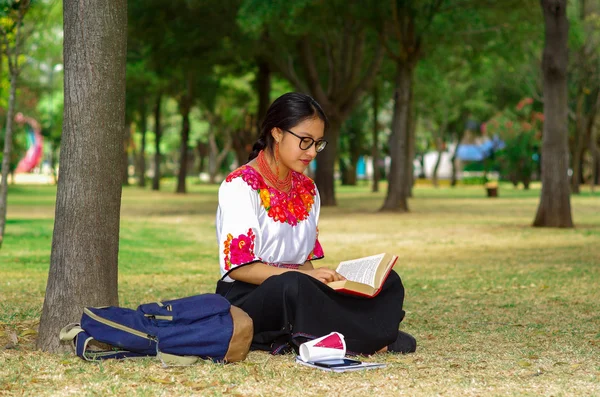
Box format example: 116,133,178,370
298,36,331,109
340,42,384,117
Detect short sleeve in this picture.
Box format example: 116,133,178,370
306,188,324,261
216,177,261,279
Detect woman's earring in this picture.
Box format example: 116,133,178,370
274,142,280,174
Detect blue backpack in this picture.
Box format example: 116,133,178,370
60,294,253,365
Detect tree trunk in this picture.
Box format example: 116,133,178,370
176,98,191,194
0,72,18,249
37,0,127,352
571,90,585,194
533,0,573,228
121,123,130,186
197,141,208,174
451,141,460,187
432,148,444,188
372,84,380,193
137,99,147,187
591,120,599,191
315,117,342,206
152,94,162,191
406,83,416,197
381,62,413,212
256,58,270,133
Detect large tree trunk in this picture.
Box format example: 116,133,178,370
381,62,414,212
137,99,147,187
372,84,380,193
0,72,18,249
152,94,162,191
533,0,573,228
314,117,342,206
37,0,127,352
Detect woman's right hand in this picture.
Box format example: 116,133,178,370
300,267,346,284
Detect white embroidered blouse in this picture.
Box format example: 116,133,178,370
216,165,324,282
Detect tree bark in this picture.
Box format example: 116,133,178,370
381,61,414,212
0,72,18,249
533,0,573,228
121,123,130,186
314,117,342,206
152,94,162,191
37,0,127,352
372,84,380,193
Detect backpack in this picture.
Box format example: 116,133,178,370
59,294,253,365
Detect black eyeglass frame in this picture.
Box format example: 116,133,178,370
282,129,328,152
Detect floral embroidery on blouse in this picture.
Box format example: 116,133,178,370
306,228,324,261
223,228,256,271
226,165,317,226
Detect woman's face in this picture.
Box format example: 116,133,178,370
272,117,325,176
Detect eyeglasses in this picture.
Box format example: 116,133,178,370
283,129,328,152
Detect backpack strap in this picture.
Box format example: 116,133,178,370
59,323,150,361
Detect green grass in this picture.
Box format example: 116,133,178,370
1,180,599,396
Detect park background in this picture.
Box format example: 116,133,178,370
0,0,599,396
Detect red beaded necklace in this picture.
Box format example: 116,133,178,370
256,150,292,192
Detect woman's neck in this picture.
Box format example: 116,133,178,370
255,150,292,192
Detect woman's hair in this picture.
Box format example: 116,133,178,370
248,92,328,161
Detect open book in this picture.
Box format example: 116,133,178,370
327,253,398,298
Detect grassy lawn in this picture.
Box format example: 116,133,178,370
1,180,599,396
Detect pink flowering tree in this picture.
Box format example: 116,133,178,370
484,98,543,189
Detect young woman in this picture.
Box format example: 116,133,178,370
215,92,416,355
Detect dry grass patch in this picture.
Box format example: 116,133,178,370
1,182,599,396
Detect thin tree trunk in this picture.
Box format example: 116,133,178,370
533,0,573,228
432,142,444,188
381,62,413,212
152,94,162,191
591,120,599,191
314,117,342,206
372,84,380,193
37,0,127,352
451,141,460,187
406,83,416,197
176,103,191,194
571,90,585,193
256,58,270,133
138,99,147,187
0,72,18,248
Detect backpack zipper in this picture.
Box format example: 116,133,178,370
84,308,156,341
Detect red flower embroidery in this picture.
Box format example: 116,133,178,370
307,238,324,261
225,166,317,226
223,229,256,271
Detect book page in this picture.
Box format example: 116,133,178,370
336,253,385,288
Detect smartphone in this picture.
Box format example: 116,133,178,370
311,358,362,368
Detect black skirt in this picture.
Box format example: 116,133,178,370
215,270,406,355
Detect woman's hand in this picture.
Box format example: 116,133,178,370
300,267,346,284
